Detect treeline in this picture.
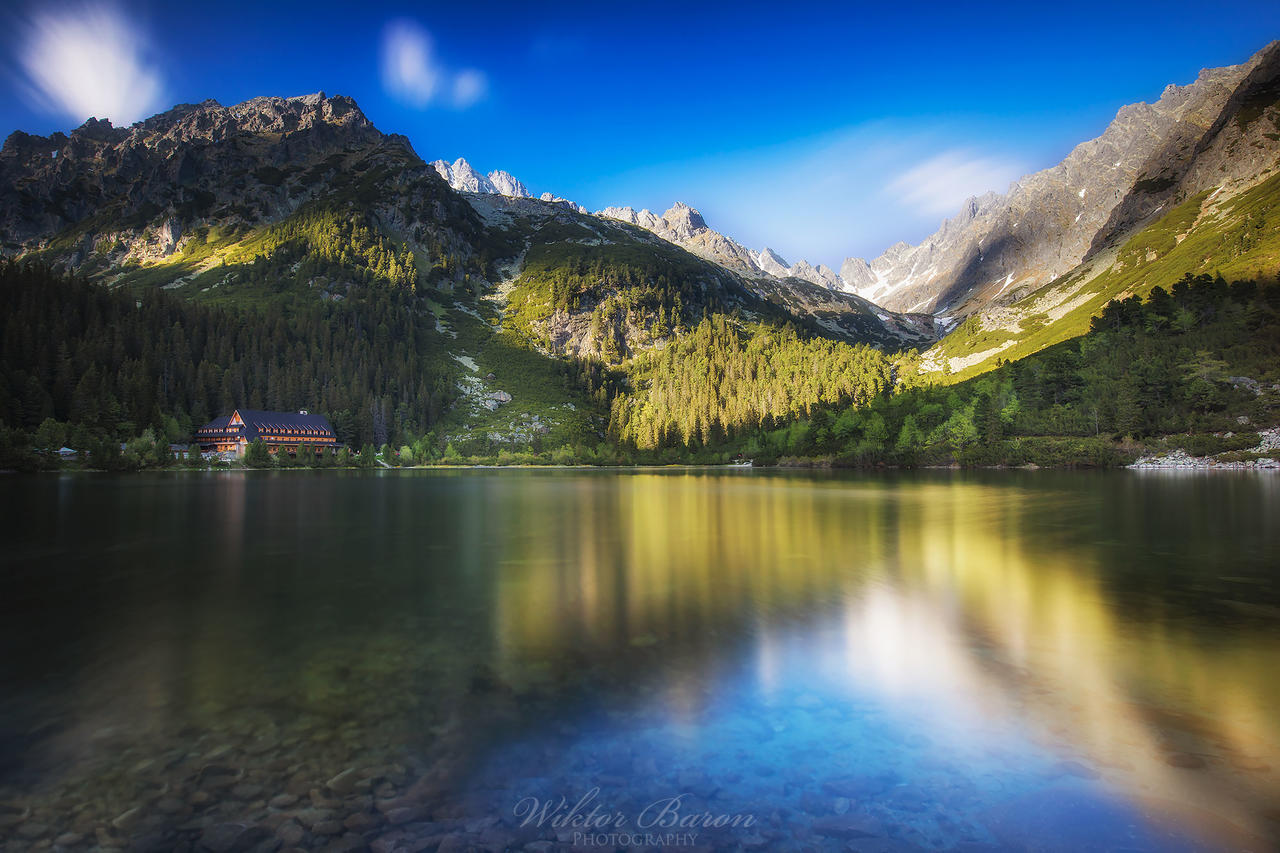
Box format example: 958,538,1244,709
728,273,1279,466
4,260,1274,473
232,205,421,292
0,261,456,454
610,315,896,448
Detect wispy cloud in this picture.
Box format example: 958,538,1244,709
451,69,487,109
16,1,165,126
886,150,1024,216
576,123,1037,268
380,20,487,109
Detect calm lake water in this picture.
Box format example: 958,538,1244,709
0,469,1278,852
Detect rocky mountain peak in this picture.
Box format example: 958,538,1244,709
415,154,867,295
660,202,708,238
790,260,841,290
752,248,790,277
0,91,408,254
75,116,125,142
839,257,875,290
430,157,531,198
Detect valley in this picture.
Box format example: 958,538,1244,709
2,43,1279,470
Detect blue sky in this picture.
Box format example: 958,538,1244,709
3,1,1278,268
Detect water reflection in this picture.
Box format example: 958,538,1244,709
0,470,1277,850
480,473,1280,848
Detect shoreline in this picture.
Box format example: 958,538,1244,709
1128,426,1280,470
1127,453,1280,471
9,427,1280,475
9,461,1280,475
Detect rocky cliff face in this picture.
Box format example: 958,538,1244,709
1089,44,1280,256
843,41,1280,317
1,93,376,241
0,92,482,271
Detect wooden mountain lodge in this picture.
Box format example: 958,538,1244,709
196,409,339,457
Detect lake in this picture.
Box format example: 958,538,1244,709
0,469,1278,851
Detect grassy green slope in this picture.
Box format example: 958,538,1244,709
928,173,1280,381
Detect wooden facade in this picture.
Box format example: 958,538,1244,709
195,409,340,457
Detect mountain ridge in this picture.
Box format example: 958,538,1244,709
0,89,933,358
4,38,1278,401
427,41,1280,329
843,41,1280,319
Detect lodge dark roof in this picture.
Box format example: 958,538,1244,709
235,409,334,432
197,409,336,441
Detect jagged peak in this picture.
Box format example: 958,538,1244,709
757,247,789,267
662,202,707,231
429,158,532,198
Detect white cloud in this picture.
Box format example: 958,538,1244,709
887,150,1024,216
17,2,165,126
380,20,487,110
451,69,487,109
380,20,440,107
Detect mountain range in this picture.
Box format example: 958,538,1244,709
1,40,1278,453
0,85,943,452
429,41,1280,346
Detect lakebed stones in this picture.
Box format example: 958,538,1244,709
198,821,268,852
156,796,188,815
14,820,50,840
275,819,306,846
311,819,345,836
0,803,30,829
326,768,359,796
229,782,264,800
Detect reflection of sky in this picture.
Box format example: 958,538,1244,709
4,470,1279,849
483,473,1280,849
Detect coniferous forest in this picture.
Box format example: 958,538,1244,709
732,274,1280,467
0,261,456,464
2,257,1276,470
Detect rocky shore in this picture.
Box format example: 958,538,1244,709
1129,427,1280,470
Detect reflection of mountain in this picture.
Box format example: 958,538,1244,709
4,472,1278,849
487,472,1280,845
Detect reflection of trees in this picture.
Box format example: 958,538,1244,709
491,472,1280,843
14,470,1277,847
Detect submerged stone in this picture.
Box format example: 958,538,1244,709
810,813,885,838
